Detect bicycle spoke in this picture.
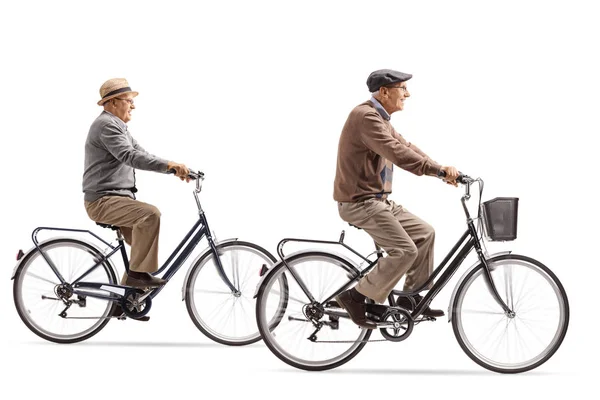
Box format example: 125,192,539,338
231,251,240,291
461,309,505,316
194,288,232,295
25,271,59,286
503,265,514,309
271,289,307,305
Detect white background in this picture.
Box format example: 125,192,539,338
0,0,598,398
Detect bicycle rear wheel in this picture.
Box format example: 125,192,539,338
452,254,569,373
13,238,118,344
256,252,371,371
185,241,284,346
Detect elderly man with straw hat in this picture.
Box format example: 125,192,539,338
83,78,190,290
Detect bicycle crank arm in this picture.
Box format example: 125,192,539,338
323,308,350,319
376,321,407,329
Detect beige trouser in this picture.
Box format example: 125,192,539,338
84,196,161,283
338,198,435,304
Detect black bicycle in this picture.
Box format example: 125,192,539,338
255,173,569,373
12,170,286,345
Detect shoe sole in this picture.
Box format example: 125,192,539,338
125,279,165,288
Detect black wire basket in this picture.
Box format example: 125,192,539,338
481,197,519,241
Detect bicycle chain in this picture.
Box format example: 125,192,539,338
311,338,388,343
309,317,433,343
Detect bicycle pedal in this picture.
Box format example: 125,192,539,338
325,300,341,308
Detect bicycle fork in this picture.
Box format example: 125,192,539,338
471,227,514,316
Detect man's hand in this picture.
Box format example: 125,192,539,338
167,161,191,182
440,166,460,187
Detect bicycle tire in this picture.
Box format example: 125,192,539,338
13,238,118,344
185,240,283,346
451,254,569,373
256,251,371,371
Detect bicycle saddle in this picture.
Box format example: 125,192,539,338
96,222,120,231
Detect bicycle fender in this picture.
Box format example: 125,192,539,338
252,249,361,299
181,238,238,301
447,251,512,322
11,236,119,280
11,243,38,279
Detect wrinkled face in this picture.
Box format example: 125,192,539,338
380,82,410,113
109,92,136,123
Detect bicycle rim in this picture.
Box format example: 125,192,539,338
14,239,115,343
186,242,281,345
453,255,569,372
257,252,371,371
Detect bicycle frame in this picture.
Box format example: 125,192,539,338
30,172,239,304
276,177,513,319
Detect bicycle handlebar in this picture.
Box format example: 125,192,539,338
437,170,474,185
167,168,204,180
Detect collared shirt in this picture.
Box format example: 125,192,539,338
103,110,127,129
82,111,169,202
369,96,391,121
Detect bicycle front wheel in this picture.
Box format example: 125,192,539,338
256,252,371,371
13,238,118,344
185,241,283,346
452,254,569,373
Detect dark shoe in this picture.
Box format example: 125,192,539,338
335,289,377,329
397,294,445,318
125,271,166,288
111,304,150,322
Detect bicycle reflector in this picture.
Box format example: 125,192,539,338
259,264,268,276
16,249,24,261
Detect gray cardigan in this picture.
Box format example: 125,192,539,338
82,111,169,202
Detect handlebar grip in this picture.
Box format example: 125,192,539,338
437,169,471,184
167,168,203,180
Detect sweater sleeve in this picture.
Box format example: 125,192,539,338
360,111,441,176
99,122,169,172
390,127,441,176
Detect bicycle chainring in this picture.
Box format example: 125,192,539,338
380,307,414,342
121,289,152,319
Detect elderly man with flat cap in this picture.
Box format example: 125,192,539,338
83,78,190,292
333,69,460,329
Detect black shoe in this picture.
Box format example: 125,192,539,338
335,289,377,329
111,305,150,322
125,271,166,288
397,294,444,318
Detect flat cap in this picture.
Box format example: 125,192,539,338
367,69,412,92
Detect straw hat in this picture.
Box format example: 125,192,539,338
97,78,139,106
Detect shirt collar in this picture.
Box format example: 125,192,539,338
369,97,391,121
102,110,127,130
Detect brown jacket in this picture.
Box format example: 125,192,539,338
333,100,442,202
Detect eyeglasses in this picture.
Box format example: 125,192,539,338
387,85,408,92
115,98,135,105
